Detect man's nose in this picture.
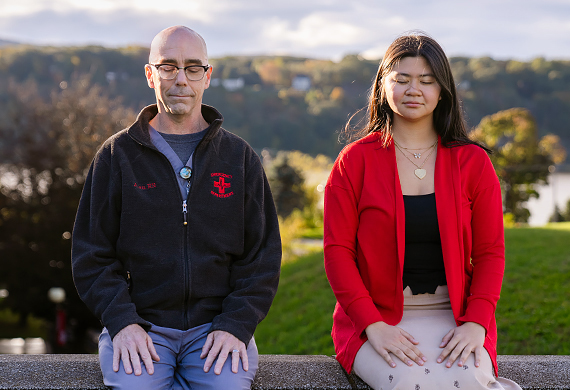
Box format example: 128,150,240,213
175,68,188,85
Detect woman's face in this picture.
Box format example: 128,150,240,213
382,56,442,125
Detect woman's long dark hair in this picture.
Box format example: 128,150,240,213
342,32,488,151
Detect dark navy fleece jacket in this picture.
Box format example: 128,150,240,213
71,104,282,344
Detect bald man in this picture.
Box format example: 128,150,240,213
72,26,281,389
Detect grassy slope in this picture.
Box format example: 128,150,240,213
255,223,570,355
254,251,336,356
497,222,570,354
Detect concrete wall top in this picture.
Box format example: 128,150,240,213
0,355,569,390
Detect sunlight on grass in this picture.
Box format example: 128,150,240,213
256,223,570,356
255,251,335,355
497,223,570,354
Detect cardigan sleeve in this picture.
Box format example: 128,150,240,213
324,153,384,336
456,154,505,332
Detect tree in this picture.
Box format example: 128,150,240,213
267,154,307,218
0,77,135,350
563,198,570,222
471,108,566,222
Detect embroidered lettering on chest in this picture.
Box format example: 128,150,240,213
134,182,156,190
211,172,234,198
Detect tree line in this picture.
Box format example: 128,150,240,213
1,45,570,156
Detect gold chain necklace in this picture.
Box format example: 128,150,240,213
394,143,434,159
393,139,437,180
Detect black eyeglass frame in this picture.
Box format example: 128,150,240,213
149,63,211,81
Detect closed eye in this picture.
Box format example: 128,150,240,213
186,66,203,74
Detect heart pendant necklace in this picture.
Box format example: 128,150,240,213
393,139,437,180
414,168,427,179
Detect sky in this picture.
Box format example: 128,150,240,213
1,0,569,61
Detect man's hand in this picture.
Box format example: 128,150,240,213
365,321,426,368
200,330,248,375
437,322,486,368
112,324,160,375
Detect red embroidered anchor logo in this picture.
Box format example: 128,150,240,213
211,172,234,198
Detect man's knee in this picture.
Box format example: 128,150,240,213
98,328,176,390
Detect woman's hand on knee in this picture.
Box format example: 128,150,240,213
365,321,426,368
437,322,485,368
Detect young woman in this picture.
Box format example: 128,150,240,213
324,33,521,389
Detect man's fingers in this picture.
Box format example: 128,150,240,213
200,333,215,359
231,349,240,373
214,348,230,375
112,345,120,372
139,348,154,375
120,347,133,375
203,337,223,372
201,331,248,375
147,336,160,362
240,344,249,372
129,345,143,375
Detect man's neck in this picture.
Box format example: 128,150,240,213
149,109,209,135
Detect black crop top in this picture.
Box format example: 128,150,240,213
402,193,447,294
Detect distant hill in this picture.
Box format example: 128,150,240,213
0,45,569,158
0,38,20,46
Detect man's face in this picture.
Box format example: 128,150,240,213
145,31,212,117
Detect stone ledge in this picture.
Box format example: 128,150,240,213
0,355,568,390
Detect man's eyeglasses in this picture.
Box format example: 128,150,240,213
149,64,211,81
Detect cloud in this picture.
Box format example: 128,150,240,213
262,14,365,48
0,0,569,60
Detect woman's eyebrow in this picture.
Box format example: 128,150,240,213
395,72,435,77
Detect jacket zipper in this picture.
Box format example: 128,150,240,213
136,146,192,330
182,152,197,330
131,132,204,331
183,216,189,329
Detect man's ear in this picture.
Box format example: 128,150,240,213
204,65,213,89
145,65,155,89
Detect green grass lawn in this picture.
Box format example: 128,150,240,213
254,250,336,356
497,222,570,354
255,223,570,356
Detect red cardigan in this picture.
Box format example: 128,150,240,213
324,133,504,375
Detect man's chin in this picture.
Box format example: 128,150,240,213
165,103,192,116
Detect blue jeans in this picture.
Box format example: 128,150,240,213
99,323,258,390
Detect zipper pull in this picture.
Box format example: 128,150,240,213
182,200,188,226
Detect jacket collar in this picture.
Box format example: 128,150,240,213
127,104,224,149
